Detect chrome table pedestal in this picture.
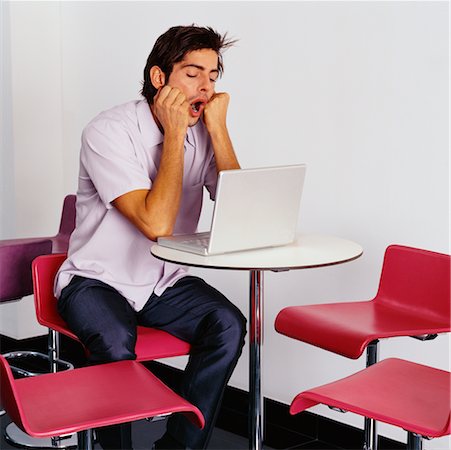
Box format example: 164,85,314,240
249,270,264,450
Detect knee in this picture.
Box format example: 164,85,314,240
87,327,136,364
205,306,247,354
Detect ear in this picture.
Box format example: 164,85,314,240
150,66,165,89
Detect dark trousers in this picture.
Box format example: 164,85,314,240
58,275,247,450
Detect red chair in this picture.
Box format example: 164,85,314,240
275,245,451,450
0,354,204,449
32,253,191,363
28,252,191,447
289,358,450,450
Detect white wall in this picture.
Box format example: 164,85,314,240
1,0,15,237
2,1,449,447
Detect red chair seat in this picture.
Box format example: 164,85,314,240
1,355,204,438
275,300,449,359
135,326,190,361
290,358,451,439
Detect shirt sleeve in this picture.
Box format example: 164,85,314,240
80,119,151,208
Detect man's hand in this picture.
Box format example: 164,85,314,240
203,92,230,133
202,92,240,172
153,86,191,135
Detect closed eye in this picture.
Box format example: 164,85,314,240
187,74,217,84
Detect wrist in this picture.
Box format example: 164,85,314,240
207,123,228,139
163,128,186,151
164,123,188,139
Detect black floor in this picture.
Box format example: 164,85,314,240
1,412,342,450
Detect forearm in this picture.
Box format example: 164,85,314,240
144,133,185,236
203,92,240,172
113,131,185,241
209,126,240,173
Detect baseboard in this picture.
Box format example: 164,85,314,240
1,334,405,449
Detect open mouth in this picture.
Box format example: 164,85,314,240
189,99,207,116
191,101,204,113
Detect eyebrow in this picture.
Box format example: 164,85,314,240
182,63,219,74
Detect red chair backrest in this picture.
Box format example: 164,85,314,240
32,253,79,341
376,245,451,325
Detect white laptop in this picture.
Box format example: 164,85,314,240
157,164,307,256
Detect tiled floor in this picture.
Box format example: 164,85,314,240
1,413,340,450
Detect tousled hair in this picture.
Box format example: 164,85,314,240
141,25,236,104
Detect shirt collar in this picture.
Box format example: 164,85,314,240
137,98,197,149
137,99,163,147
186,126,196,148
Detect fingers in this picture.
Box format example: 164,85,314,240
155,86,186,107
153,86,190,133
203,92,230,133
204,92,229,113
209,92,229,103
204,92,230,115
166,88,186,106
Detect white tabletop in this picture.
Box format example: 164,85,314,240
151,233,363,271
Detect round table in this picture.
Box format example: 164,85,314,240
151,233,363,450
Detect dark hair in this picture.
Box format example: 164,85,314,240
141,25,236,104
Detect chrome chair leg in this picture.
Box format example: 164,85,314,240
363,341,379,450
363,416,378,450
407,432,423,450
77,430,94,450
49,329,60,373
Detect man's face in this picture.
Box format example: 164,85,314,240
167,48,219,126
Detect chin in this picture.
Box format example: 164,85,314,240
188,117,201,127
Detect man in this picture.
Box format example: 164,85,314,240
55,25,247,450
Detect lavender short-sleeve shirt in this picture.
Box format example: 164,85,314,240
55,99,218,311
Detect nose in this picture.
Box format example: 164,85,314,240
198,73,212,95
